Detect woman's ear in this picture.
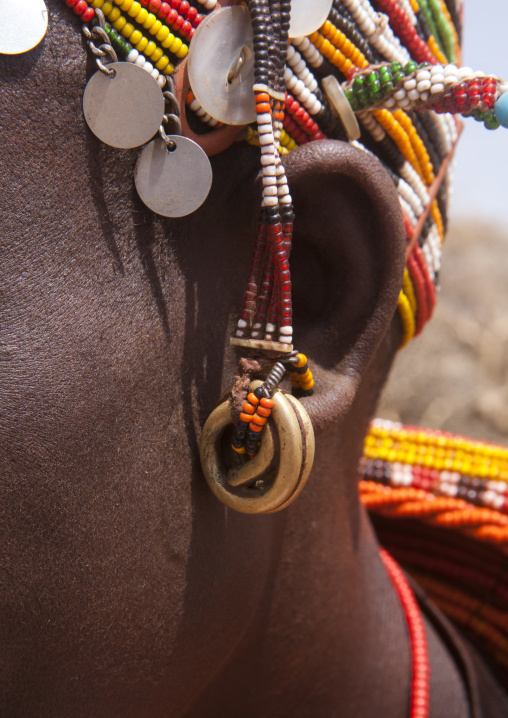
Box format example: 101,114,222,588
281,140,406,434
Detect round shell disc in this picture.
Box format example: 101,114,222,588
83,62,164,149
288,0,333,38
135,136,213,217
187,5,255,126
0,0,48,55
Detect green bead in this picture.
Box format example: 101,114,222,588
379,67,391,82
483,111,500,130
393,71,405,84
404,61,418,75
366,71,378,85
358,88,370,107
353,76,365,91
381,81,394,93
391,61,402,73
370,91,383,104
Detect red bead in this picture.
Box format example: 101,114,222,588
180,0,189,13
148,0,161,10
65,0,79,7
73,0,87,14
186,5,197,21
159,1,170,16
174,15,184,30
167,8,178,23
181,20,192,35
81,5,94,20
194,13,203,26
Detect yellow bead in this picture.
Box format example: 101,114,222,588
149,20,162,36
143,12,156,29
120,0,133,10
127,0,140,16
169,37,183,54
135,36,148,52
122,22,134,38
113,16,127,31
163,63,175,75
144,40,156,57
176,43,188,59
130,29,142,45
156,26,170,43
92,0,104,7
161,32,176,48
136,7,148,23
150,47,163,63
108,6,121,20
102,1,113,12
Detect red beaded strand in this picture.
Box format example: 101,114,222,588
371,0,437,66
138,0,203,40
380,548,430,718
65,0,95,22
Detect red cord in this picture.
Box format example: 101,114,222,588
380,548,430,718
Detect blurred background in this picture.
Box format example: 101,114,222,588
378,1,508,444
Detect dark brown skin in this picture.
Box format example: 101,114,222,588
2,5,504,717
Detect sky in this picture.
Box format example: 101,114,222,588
449,1,508,222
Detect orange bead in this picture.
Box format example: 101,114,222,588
239,412,254,423
260,397,274,408
251,414,267,426
250,423,263,433
247,392,259,406
242,403,256,414
257,406,271,417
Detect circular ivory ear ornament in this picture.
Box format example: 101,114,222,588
0,0,48,55
135,136,213,217
199,381,315,514
83,62,164,149
288,0,333,39
187,5,256,126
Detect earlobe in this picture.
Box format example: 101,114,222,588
281,140,406,434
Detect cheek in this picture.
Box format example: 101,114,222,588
0,243,195,705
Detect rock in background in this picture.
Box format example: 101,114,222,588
379,221,508,446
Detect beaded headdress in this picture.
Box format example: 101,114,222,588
5,0,508,510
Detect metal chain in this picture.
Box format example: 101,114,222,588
158,76,182,150
82,9,118,77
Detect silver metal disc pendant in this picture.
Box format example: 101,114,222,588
288,0,333,38
83,62,164,149
187,5,256,126
0,0,48,55
135,136,213,217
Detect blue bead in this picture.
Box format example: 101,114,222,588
494,91,508,128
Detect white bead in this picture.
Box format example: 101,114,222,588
262,163,276,174
430,82,445,94
403,78,417,91
135,54,145,67
384,97,396,108
262,176,277,186
430,72,445,84
416,69,431,82
237,319,248,328
408,88,420,101
279,325,293,335
444,74,458,87
262,196,278,207
258,123,272,135
266,323,276,333
257,113,271,124
299,87,311,103
260,144,275,154
127,49,139,62
157,76,166,89
417,80,431,92
264,186,277,196
280,195,292,204
444,64,458,76
393,88,406,100
259,132,275,145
